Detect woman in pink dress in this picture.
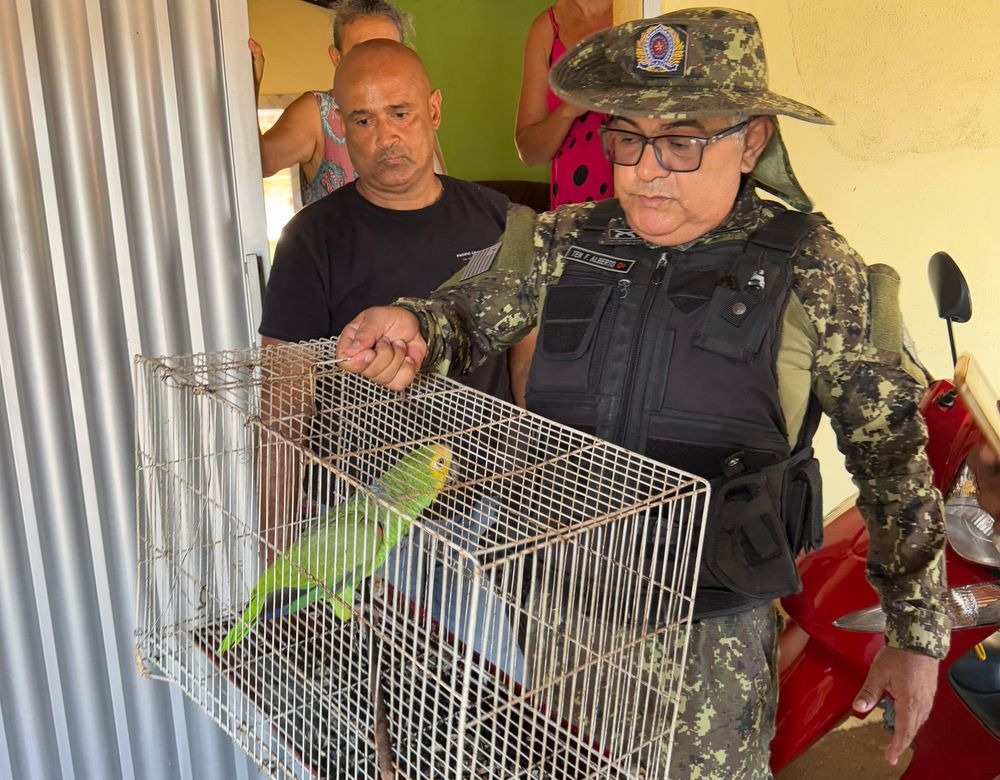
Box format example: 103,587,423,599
516,0,614,209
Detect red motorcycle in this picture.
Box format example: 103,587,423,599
772,252,1000,777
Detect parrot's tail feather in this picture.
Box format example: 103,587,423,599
217,618,254,654
216,596,264,654
328,586,355,621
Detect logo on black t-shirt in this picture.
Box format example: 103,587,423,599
459,241,502,280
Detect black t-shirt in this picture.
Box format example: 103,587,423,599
260,176,512,401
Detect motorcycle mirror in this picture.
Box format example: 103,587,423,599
928,251,972,322
928,251,972,366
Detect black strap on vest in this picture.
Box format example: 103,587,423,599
747,209,828,453
747,209,827,254
795,393,823,454
756,211,830,558
749,208,829,446
583,199,623,227
757,209,828,553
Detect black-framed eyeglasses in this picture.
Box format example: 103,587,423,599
599,119,751,172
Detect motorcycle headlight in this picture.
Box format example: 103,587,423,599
944,462,1000,568
835,581,1000,632
836,461,1000,633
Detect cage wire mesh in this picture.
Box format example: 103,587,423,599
134,338,710,779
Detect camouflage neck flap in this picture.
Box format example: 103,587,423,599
550,7,833,212
755,118,812,212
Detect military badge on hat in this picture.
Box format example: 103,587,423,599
635,24,686,75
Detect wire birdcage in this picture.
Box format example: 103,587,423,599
135,338,709,779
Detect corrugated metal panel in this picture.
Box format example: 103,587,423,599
0,0,268,777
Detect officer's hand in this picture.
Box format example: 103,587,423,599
337,306,426,391
852,645,938,765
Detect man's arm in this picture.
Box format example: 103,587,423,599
257,336,314,563
515,11,587,166
508,327,538,407
795,227,947,765
431,202,540,405
340,205,557,388
337,268,542,389
248,39,322,179
258,92,323,179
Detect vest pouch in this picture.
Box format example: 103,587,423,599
531,283,615,393
539,284,612,359
783,454,824,554
694,283,771,363
702,464,802,600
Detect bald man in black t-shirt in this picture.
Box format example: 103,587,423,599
258,40,533,558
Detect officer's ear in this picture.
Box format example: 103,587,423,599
740,116,774,174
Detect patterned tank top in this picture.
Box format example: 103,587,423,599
300,90,357,206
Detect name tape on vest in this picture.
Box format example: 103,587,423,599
565,245,635,274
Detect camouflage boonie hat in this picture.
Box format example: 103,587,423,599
550,7,834,211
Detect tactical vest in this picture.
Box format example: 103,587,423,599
525,201,827,620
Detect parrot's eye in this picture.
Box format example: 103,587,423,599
433,456,446,471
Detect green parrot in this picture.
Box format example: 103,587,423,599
218,443,453,654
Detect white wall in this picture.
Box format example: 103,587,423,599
650,1,1000,510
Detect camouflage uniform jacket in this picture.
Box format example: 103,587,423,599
397,186,949,658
